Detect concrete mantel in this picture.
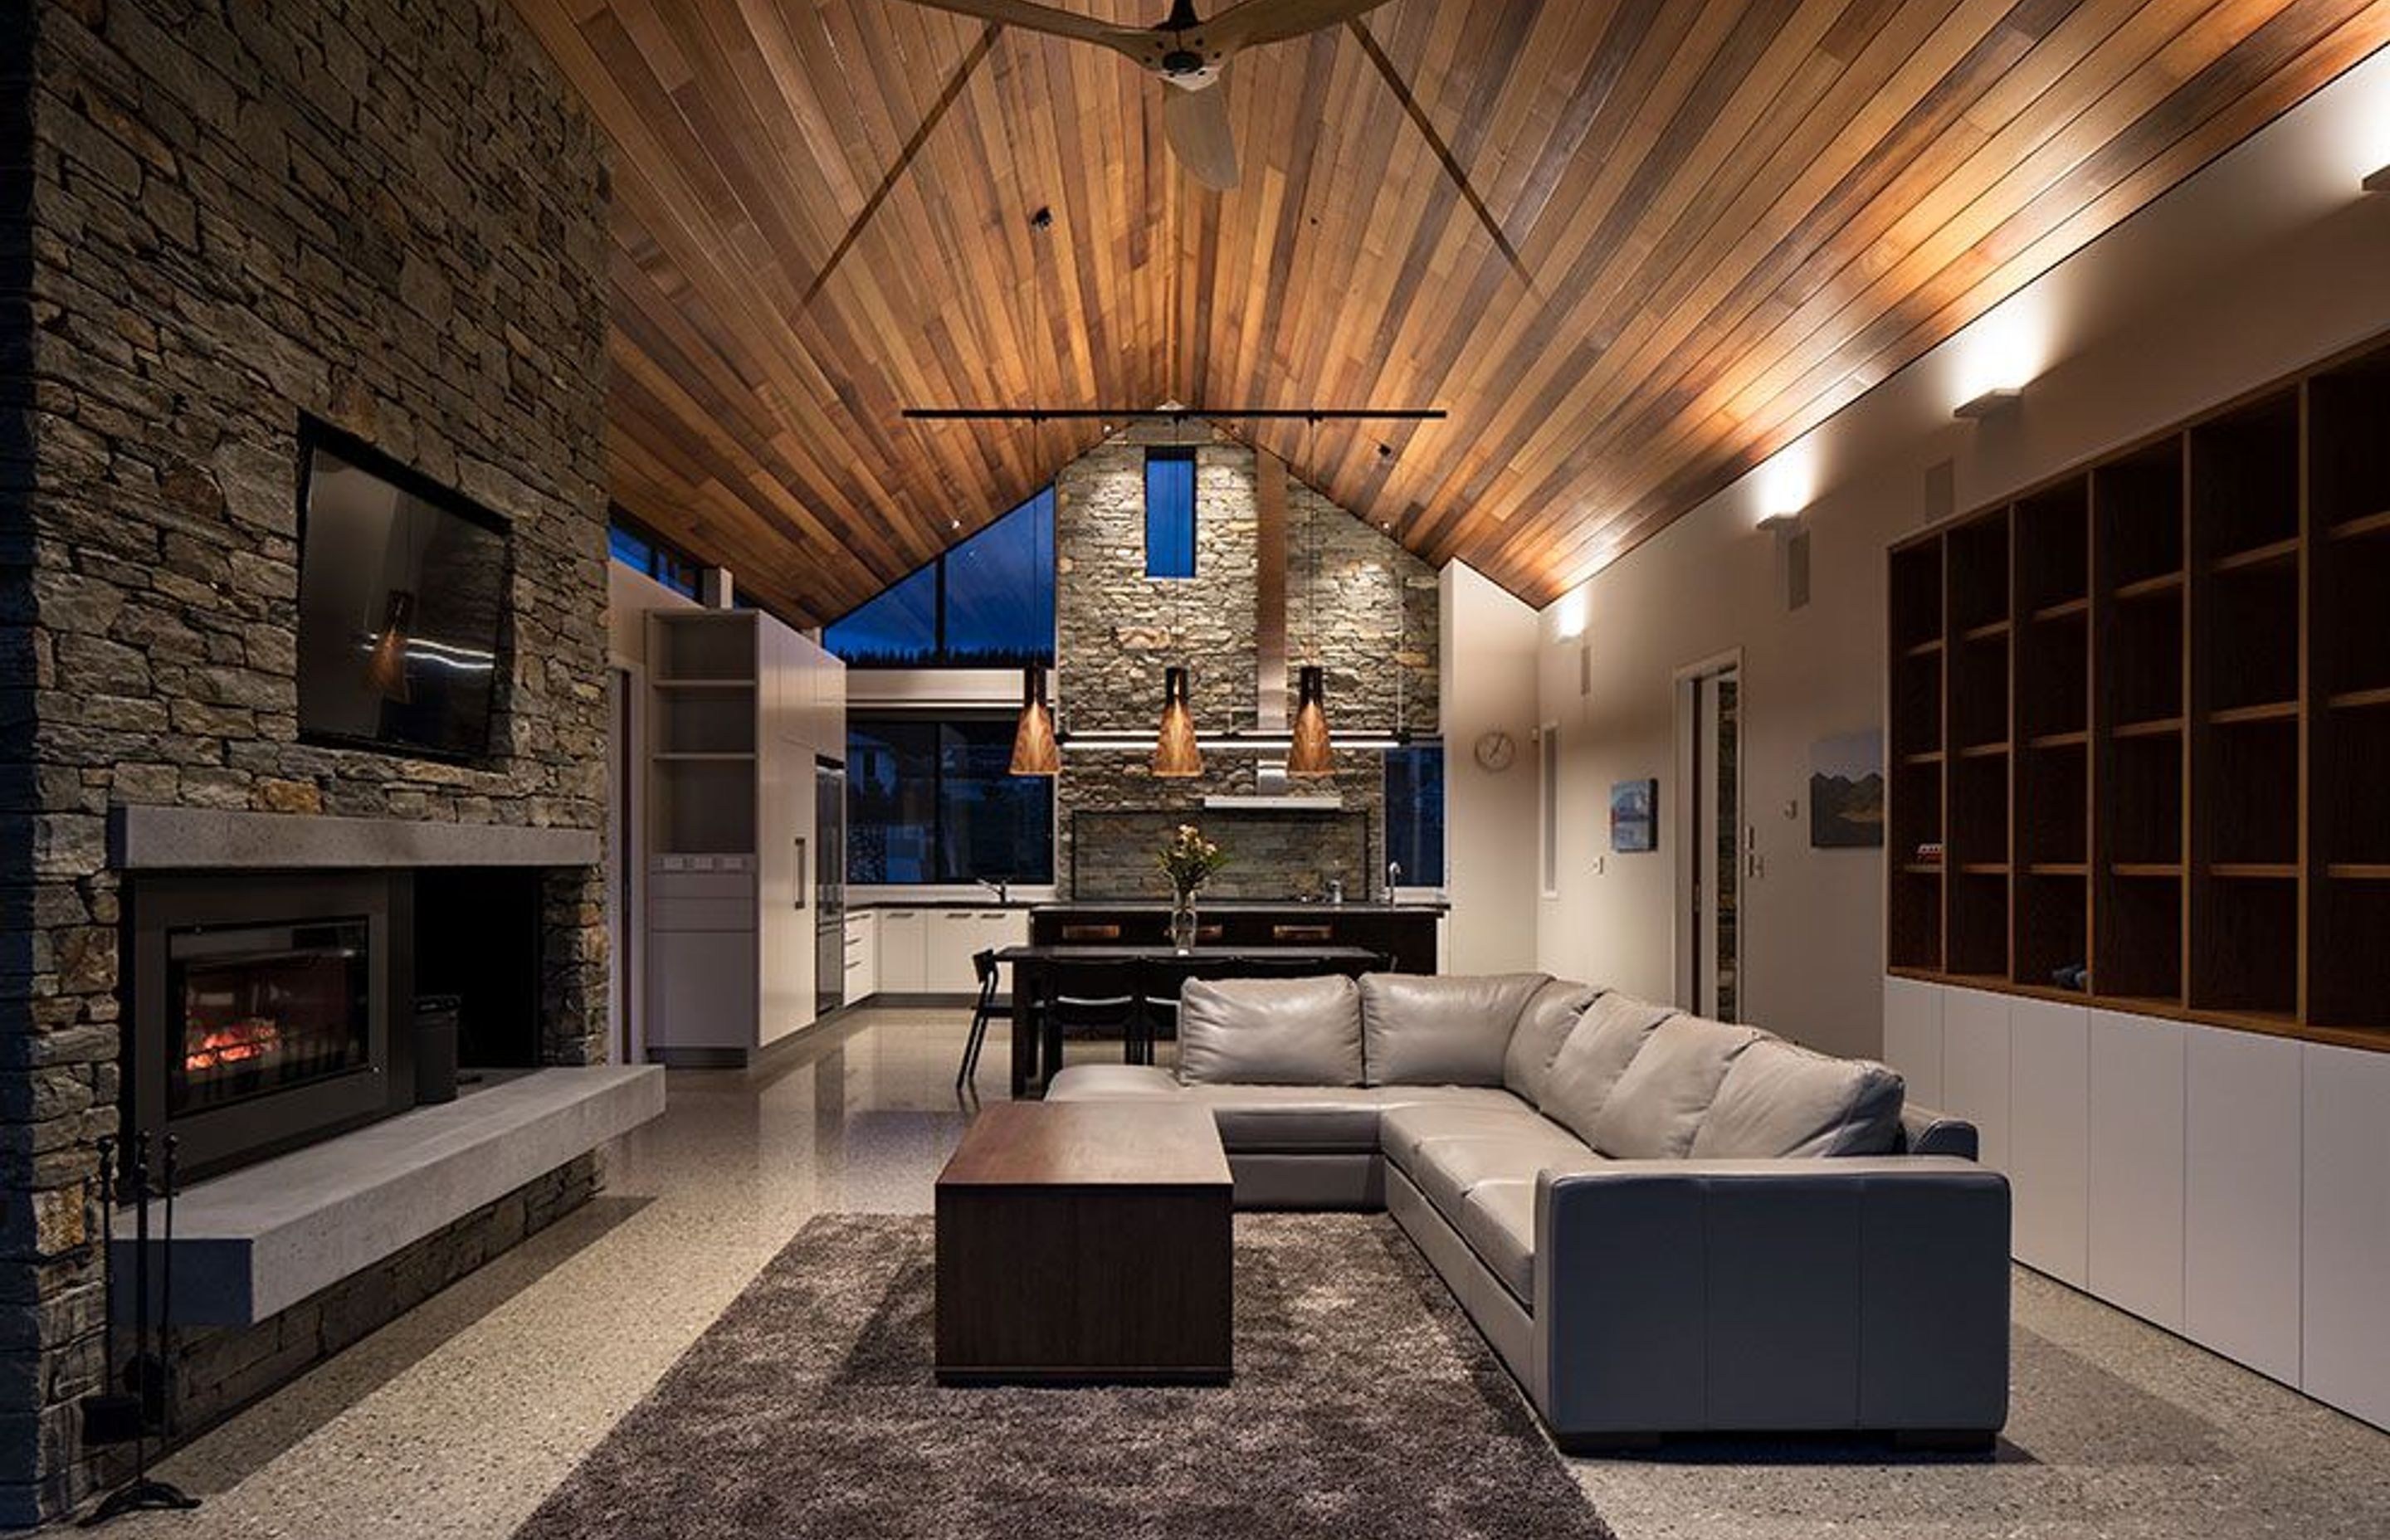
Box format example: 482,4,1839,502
110,804,602,871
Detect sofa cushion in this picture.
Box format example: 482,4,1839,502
1402,1128,1604,1223
1197,1084,1516,1153
1360,972,1551,1087
1541,992,1675,1144
1588,1014,1764,1158
1380,1101,1575,1171
1689,1037,1907,1158
1502,979,1603,1107
1457,1180,1539,1305
1176,975,1364,1086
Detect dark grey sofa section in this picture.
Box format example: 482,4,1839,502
1046,972,2010,1445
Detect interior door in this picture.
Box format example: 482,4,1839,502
1683,665,1742,1021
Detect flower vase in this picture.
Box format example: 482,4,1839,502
1170,893,1199,955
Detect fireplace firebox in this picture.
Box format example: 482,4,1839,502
128,873,415,1181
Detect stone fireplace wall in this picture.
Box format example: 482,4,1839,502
1052,422,1441,898
2,0,611,1522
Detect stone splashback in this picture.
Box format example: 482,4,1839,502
1052,422,1438,897
1,0,611,1520
1068,807,1374,902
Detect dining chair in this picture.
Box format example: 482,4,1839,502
1041,958,1145,1073
954,948,1002,1092
1134,957,1207,1065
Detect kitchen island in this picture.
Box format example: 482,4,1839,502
1029,901,1442,975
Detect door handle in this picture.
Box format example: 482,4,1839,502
794,836,807,910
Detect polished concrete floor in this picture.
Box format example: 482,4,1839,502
108,1007,2390,1538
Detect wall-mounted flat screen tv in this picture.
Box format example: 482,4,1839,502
295,422,510,762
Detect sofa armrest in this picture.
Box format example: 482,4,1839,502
1533,1158,2009,1438
1897,1102,1978,1159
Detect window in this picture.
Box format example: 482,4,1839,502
847,714,1054,885
607,511,700,599
1383,743,1446,887
826,489,1054,668
1144,447,1197,578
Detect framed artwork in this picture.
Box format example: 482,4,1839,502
1809,731,1885,848
1610,778,1657,853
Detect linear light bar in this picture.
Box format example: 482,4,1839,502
1058,729,1422,753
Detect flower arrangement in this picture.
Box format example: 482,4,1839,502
1156,822,1228,903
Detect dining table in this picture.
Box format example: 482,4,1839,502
993,943,1385,1097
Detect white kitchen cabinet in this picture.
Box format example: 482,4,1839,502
642,609,823,1065
1881,976,1944,1108
876,909,928,993
843,910,878,1001
925,910,983,992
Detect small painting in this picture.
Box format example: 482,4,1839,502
1810,731,1885,848
1610,778,1657,853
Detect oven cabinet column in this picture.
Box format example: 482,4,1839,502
643,609,825,1066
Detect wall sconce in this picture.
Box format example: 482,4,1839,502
1953,387,2022,421
2365,164,2390,192
1755,512,1803,536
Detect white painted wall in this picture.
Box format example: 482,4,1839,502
1439,563,1542,975
1532,48,2390,1059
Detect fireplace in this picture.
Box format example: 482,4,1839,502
128,872,416,1181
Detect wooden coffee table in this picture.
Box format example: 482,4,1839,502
934,1101,1233,1385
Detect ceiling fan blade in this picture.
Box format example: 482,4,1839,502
1206,0,1397,52
884,0,1149,58
1163,76,1240,191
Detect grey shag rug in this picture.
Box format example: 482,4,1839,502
515,1212,1616,1540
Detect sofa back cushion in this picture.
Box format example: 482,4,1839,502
1177,976,1364,1086
1588,1014,1763,1158
1688,1037,1907,1158
1541,992,1675,1143
1359,972,1550,1086
1502,979,1602,1105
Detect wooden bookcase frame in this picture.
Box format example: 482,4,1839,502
1886,329,2390,1053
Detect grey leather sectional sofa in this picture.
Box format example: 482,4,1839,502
1045,972,2011,1448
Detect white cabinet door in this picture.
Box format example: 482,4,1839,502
1940,988,2013,1174
2008,997,2090,1287
2184,1023,2302,1386
926,909,983,992
756,748,815,1045
648,930,758,1051
2304,1041,2390,1428
843,911,878,1001
1882,977,1944,1108
2086,1011,2188,1330
877,910,928,992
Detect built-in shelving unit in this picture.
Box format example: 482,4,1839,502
1886,331,2390,1050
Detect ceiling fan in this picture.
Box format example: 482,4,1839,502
890,0,1397,190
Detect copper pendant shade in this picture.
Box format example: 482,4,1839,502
1151,665,1203,777
1287,664,1334,775
363,590,416,703
1009,665,1060,777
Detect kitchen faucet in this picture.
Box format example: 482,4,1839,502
1385,860,1402,901
977,875,1011,904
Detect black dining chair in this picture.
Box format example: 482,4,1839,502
1041,958,1145,1074
1134,957,1209,1065
954,948,1002,1092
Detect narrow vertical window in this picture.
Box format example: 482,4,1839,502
1144,447,1197,578
1539,724,1560,897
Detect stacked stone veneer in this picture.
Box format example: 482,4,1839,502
1053,422,1439,898
1,0,612,1523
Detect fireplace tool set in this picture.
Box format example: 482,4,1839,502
80,1133,199,1526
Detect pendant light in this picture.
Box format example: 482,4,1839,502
1152,664,1202,777
1151,414,1203,777
1010,209,1061,776
1287,413,1334,774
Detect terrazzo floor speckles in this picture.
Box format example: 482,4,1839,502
98,1009,2390,1539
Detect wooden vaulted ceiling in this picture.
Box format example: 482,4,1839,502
513,0,2390,623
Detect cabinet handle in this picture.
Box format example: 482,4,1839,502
793,837,807,910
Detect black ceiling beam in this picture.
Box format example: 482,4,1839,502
902,407,1446,422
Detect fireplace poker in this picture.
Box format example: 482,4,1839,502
80,1133,198,1527
76,1139,140,1449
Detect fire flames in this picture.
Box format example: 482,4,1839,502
185,1017,281,1073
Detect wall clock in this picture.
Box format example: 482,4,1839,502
1473,730,1517,772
